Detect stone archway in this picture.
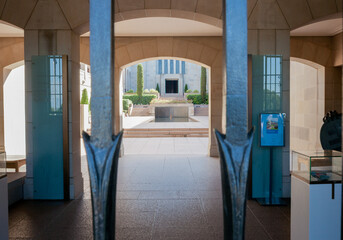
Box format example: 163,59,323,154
0,38,24,152
80,36,223,156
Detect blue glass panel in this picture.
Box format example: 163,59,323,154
157,60,162,74
176,60,180,74
164,60,168,74
181,61,186,74
32,55,64,199
170,60,174,74
251,55,283,199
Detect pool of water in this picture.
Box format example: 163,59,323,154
151,117,196,122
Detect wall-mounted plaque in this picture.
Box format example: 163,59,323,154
260,113,284,147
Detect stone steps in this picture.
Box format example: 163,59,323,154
124,128,209,138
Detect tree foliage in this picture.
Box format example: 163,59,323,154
81,88,89,104
184,84,188,93
137,64,144,97
200,67,207,99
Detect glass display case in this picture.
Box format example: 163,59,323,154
0,152,6,178
292,150,342,183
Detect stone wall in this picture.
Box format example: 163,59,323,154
290,60,324,152
123,60,209,96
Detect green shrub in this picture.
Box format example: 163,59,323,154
80,88,89,104
150,89,158,93
187,94,208,104
186,89,192,93
201,66,207,99
126,89,134,93
156,83,160,93
123,94,157,105
123,99,133,111
143,89,150,94
137,64,144,97
184,84,188,92
193,90,199,93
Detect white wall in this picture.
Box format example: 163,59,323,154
4,65,26,155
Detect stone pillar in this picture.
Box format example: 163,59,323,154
114,67,122,135
0,67,4,152
114,67,124,155
24,30,83,199
209,64,223,157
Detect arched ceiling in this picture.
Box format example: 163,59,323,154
0,0,341,35
291,13,342,36
81,17,222,37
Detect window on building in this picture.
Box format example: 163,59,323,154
49,56,63,114
176,60,180,74
263,55,282,111
181,61,186,74
170,60,174,74
164,60,168,74
157,60,162,74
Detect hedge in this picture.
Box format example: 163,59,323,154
123,99,133,111
123,94,157,105
187,94,208,105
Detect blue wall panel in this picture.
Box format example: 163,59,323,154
32,56,64,199
252,55,283,199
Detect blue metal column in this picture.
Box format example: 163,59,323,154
214,0,254,239
83,0,123,239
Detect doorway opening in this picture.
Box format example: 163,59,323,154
165,79,178,94
120,58,210,155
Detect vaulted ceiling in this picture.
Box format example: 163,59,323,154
0,0,341,35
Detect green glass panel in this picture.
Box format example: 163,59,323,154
32,56,64,199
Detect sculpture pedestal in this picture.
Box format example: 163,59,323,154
0,176,8,240
291,176,341,240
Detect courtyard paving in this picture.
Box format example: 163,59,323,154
9,137,290,240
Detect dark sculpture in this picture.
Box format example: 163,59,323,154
83,0,123,239
83,131,123,240
320,110,342,152
215,129,254,240
215,0,255,239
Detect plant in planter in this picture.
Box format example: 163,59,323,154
184,84,189,93
81,88,89,104
201,66,207,100
137,64,144,97
123,99,133,116
156,83,160,93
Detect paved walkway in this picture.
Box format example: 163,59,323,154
9,138,290,240
123,137,208,155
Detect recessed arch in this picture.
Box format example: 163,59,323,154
290,57,325,152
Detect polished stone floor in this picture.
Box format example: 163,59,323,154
9,141,290,240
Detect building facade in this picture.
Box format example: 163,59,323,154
122,60,209,97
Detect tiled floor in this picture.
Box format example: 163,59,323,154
9,138,290,240
123,137,209,155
